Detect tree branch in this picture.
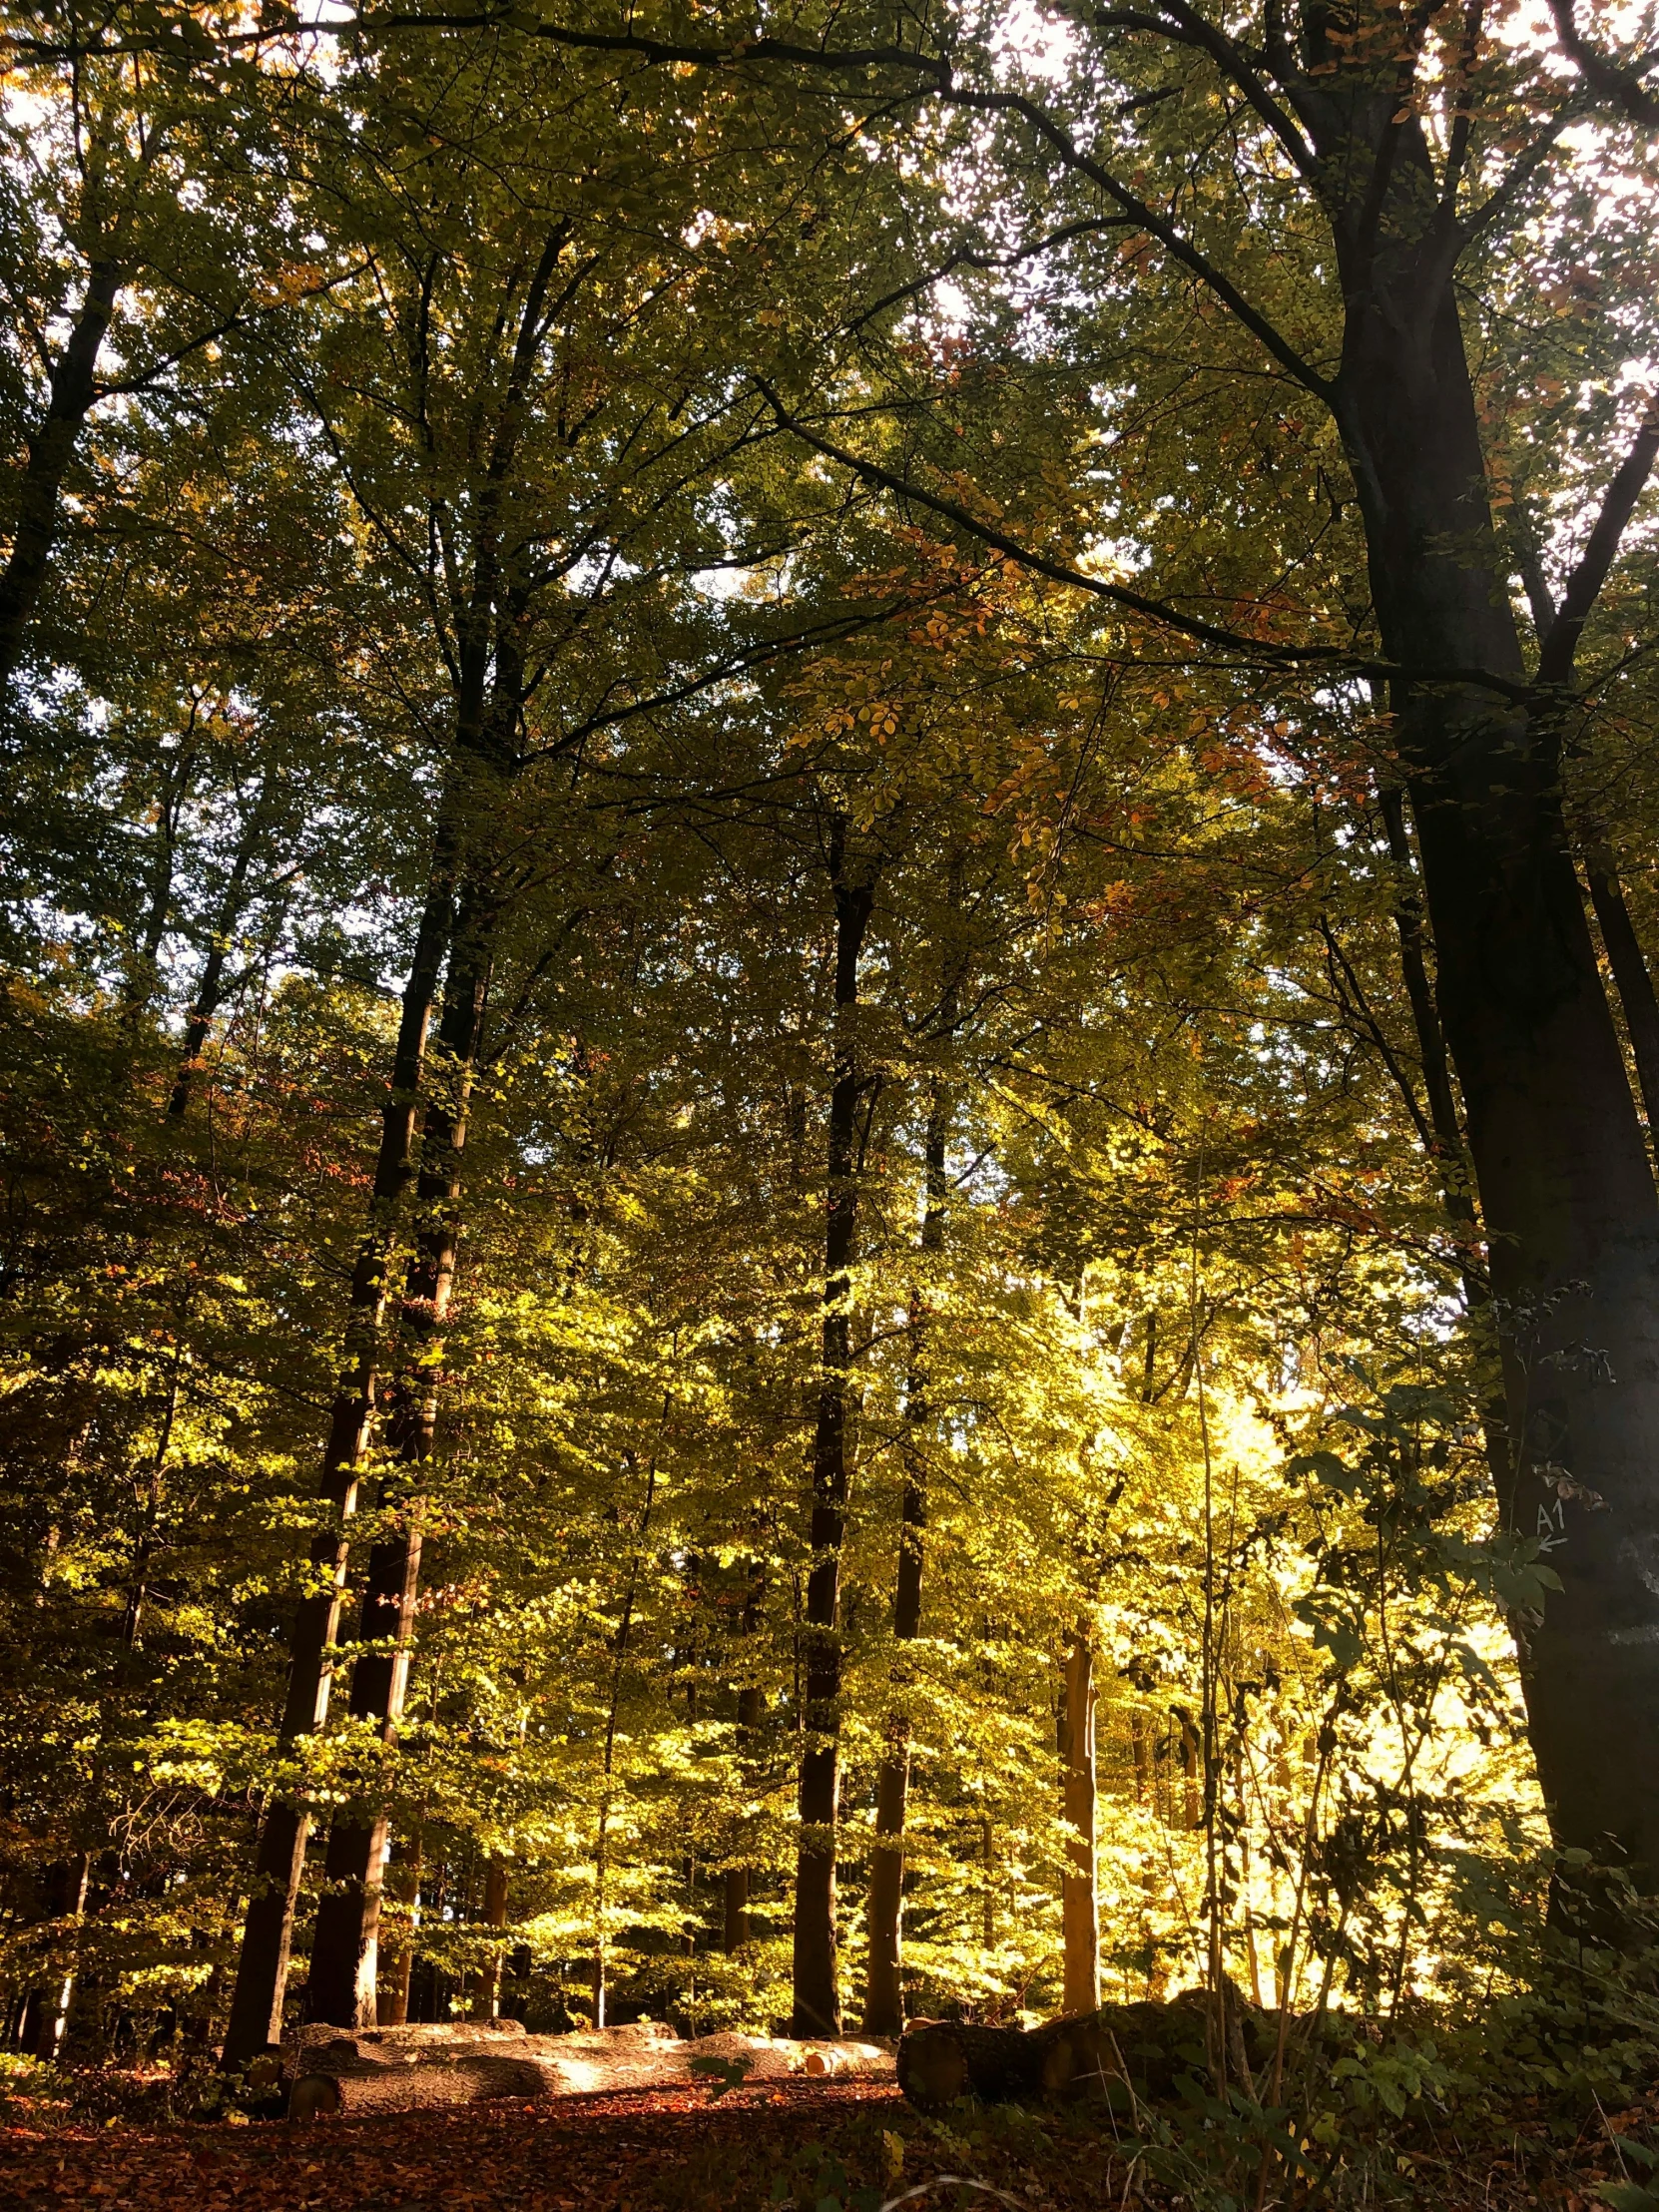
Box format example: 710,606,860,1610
1547,0,1659,127
754,377,1532,696
1537,407,1659,687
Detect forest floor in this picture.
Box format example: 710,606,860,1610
0,2074,1651,2210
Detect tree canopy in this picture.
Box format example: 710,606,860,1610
3,0,1659,2185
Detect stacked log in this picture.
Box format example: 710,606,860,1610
283,2018,892,2118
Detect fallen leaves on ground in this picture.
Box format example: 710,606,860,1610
4,2076,1657,2211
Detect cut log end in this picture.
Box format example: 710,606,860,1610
288,2073,343,2122
894,2023,970,2111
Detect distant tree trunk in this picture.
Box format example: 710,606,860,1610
220,840,454,2065
722,1681,763,1952
792,817,874,2038
376,1832,423,2027
219,817,461,2058
723,1562,765,1951
474,1860,510,2020
125,730,198,1015
1378,783,1511,1498
1129,1708,1153,1805
862,1083,948,2036
591,1407,668,2028
307,878,497,2028
981,1814,995,1958
0,257,119,692
169,774,276,1119
19,1855,89,2062
1378,786,1479,1233
1057,1628,1099,2016
1175,1710,1202,1832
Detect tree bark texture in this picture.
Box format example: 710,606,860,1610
376,1834,423,2027
896,1993,1314,2114
1057,1628,1099,2015
0,258,119,693
862,1083,947,2036
228,580,521,2052
1318,75,1659,1886
792,820,874,2038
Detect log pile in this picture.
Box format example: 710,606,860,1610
282,2018,893,2118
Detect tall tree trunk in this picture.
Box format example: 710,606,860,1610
473,1860,510,2020
20,1855,89,2062
220,800,464,2066
224,604,518,2057
376,1832,422,2027
1377,784,1512,1498
723,1560,765,1952
722,1685,763,1951
792,818,874,2037
1057,1627,1099,2015
862,1083,948,2036
306,879,497,2027
0,258,120,693
1326,96,1659,1895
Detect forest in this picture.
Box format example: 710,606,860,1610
2,0,1659,2200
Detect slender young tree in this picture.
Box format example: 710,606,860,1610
862,1080,948,2036
1057,1624,1100,2016
793,813,875,2037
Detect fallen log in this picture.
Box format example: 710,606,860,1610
897,1993,1284,2113
284,2019,892,2118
